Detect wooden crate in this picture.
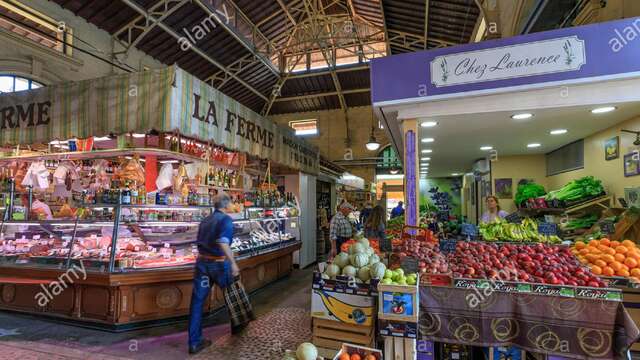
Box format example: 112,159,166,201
312,318,375,352
383,336,416,360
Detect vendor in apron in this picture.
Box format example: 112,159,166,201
330,202,356,257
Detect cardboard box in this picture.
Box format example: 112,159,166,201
378,281,419,323
312,272,378,326
333,343,383,360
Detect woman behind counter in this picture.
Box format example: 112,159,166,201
364,205,387,241
481,195,508,223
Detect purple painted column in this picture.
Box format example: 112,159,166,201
405,129,417,227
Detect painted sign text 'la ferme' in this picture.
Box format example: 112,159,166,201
1,101,51,129
192,93,274,149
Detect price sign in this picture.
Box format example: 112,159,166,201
505,212,523,224
400,257,419,274
380,235,392,252
538,222,558,236
601,221,616,235
439,239,458,253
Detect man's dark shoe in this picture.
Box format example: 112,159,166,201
189,339,212,355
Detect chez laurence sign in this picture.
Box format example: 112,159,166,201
430,36,586,87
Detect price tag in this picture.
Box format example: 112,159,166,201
505,212,522,224
601,221,615,235
400,257,419,273
439,239,458,253
380,236,392,252
538,222,558,236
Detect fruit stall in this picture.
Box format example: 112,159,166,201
0,66,318,329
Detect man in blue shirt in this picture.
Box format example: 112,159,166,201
188,193,240,354
391,201,405,219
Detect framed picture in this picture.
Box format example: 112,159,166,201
605,136,619,160
495,178,513,199
624,153,640,177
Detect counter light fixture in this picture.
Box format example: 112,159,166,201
591,106,616,114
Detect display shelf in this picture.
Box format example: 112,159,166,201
0,148,205,164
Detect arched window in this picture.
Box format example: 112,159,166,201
0,75,43,93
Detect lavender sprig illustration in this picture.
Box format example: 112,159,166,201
440,58,449,82
563,40,575,65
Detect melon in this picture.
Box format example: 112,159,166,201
325,264,340,278
342,265,357,277
349,242,365,254
370,262,387,279
357,237,370,248
296,343,318,360
365,247,374,256
351,253,369,268
368,254,380,266
358,266,371,282
333,252,350,268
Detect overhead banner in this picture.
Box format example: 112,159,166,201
0,66,318,174
371,16,640,104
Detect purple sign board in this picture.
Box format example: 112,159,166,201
405,130,417,226
371,17,640,104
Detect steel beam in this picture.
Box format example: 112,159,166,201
118,0,268,102
204,53,256,88
423,0,430,49
273,88,369,102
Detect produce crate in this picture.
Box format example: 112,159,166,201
383,336,416,360
378,282,419,323
333,343,383,360
419,272,452,287
311,271,378,327
312,318,375,352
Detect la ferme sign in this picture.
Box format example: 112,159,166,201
430,36,586,87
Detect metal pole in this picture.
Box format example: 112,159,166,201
66,215,81,269
108,194,122,273
26,186,32,221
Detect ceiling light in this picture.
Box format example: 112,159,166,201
389,167,399,175
421,157,431,161
421,149,432,154
420,121,438,127
511,113,533,120
365,134,380,151
591,106,616,114
451,173,461,176
527,143,541,148
421,138,434,143
549,129,567,135
480,146,493,151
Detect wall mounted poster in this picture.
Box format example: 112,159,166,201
495,178,513,199
605,136,620,160
624,153,640,177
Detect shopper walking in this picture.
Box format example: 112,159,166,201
188,193,253,355
330,202,355,257
390,201,404,219
359,202,373,229
364,205,387,241
480,195,508,223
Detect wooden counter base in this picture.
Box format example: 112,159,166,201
0,243,300,330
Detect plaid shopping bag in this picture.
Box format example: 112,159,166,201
223,276,255,332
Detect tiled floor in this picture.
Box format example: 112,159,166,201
0,268,313,360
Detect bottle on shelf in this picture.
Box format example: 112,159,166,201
131,182,138,205
121,182,131,205
138,186,146,204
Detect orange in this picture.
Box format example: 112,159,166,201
631,268,640,278
351,354,362,360
597,245,609,252
628,252,640,261
625,258,638,269
585,254,600,263
621,264,630,272
610,261,623,272
575,241,587,249
623,240,636,249
617,269,630,277
591,265,602,275
594,259,607,268
589,239,600,247
588,247,602,255
602,266,615,276
605,248,616,256
614,253,626,262
578,257,588,264
339,354,350,360
616,246,629,254
579,248,589,256
611,241,621,248
601,254,615,264
599,238,611,247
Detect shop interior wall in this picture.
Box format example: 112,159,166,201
420,177,463,219
546,114,640,202
270,106,389,184
490,154,549,213
0,0,163,85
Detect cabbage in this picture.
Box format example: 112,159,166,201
368,254,380,266
296,343,318,360
342,265,357,277
357,238,369,248
349,243,365,254
370,262,387,279
333,252,350,268
358,266,371,282
351,253,369,268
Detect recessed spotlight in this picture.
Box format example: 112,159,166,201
421,157,431,161
550,129,567,135
131,133,146,138
591,106,616,114
420,121,438,127
480,146,493,151
421,138,434,143
421,149,432,154
527,143,541,148
451,173,461,176
511,113,533,120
